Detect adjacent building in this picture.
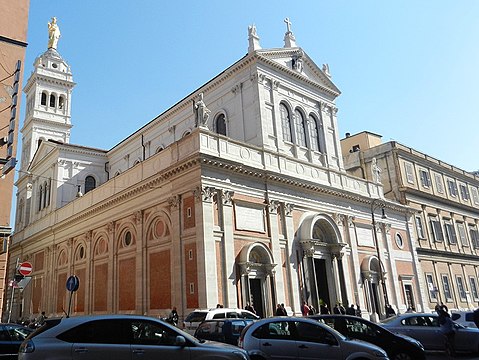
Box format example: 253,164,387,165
8,21,423,322
341,131,479,312
0,0,30,317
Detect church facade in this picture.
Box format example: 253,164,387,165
7,21,423,322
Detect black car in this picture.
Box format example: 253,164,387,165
0,323,33,359
309,314,425,360
194,319,255,345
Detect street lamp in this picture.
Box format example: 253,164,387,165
371,198,389,316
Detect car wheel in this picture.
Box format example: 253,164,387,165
393,353,412,360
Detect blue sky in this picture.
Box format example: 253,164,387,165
22,0,479,173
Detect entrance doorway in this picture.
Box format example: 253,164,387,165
249,279,264,318
314,259,331,309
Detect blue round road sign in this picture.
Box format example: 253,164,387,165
66,275,80,292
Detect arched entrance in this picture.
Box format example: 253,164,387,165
360,255,386,321
238,243,276,318
298,214,346,313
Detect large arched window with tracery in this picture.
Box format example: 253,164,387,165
85,176,96,193
294,109,307,147
215,114,227,136
280,103,292,142
309,114,321,152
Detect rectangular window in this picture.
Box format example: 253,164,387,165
444,223,457,245
469,226,479,249
442,274,453,301
425,273,438,301
434,174,444,194
460,184,470,201
457,223,468,246
430,218,444,242
456,276,467,301
419,169,431,188
189,282,195,294
404,162,414,184
188,249,193,260
471,187,479,205
415,216,425,239
187,207,192,218
447,179,458,197
469,276,479,301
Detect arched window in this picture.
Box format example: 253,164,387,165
41,92,47,106
215,114,227,136
309,114,321,152
38,184,43,211
85,176,96,193
294,109,307,147
59,96,65,109
280,103,292,142
156,147,164,153
49,94,56,107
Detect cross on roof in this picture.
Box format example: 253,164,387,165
284,17,292,33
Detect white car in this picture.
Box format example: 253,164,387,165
19,315,250,360
183,308,259,335
451,311,477,328
238,317,389,360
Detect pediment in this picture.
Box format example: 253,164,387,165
29,141,59,170
255,48,340,97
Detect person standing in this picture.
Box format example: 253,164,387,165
301,301,310,317
346,304,356,316
438,309,455,356
473,303,479,329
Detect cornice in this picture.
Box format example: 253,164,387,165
416,247,479,263
402,187,479,216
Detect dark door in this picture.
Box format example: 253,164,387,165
314,259,331,309
250,279,264,318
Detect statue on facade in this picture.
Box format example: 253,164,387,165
371,157,382,184
194,93,211,128
48,17,61,50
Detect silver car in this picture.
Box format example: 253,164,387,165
18,315,249,360
381,312,479,354
238,317,389,360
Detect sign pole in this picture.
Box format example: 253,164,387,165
65,275,79,318
8,258,20,323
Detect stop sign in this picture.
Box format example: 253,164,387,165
18,262,33,276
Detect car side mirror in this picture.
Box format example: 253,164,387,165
175,335,186,347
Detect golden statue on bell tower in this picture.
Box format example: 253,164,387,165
47,17,61,49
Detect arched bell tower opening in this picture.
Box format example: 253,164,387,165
238,243,276,318
298,214,347,313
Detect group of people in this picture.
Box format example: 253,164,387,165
301,301,362,317
19,311,47,329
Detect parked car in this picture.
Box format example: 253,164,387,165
451,311,477,328
238,317,389,360
381,312,479,354
309,314,425,360
195,319,256,345
183,308,259,335
0,324,33,360
18,315,250,360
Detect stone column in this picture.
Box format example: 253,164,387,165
194,186,218,308
168,195,183,315
284,203,301,315
107,221,115,313
268,200,285,305
85,231,92,314
134,211,145,314
221,189,237,307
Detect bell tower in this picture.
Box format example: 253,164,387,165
20,17,75,172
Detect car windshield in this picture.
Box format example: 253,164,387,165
185,312,207,323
